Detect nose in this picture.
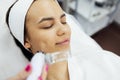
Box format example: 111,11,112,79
57,23,69,36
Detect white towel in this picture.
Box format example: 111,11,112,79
68,48,120,80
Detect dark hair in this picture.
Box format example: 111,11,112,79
6,1,33,61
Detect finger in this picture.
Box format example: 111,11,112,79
7,64,32,80
38,64,49,80
18,64,32,79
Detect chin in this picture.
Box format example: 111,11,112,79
45,45,70,53
58,46,70,52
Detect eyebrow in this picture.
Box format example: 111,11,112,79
38,13,66,23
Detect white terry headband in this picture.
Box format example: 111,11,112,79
8,0,34,45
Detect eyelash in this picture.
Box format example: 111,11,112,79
43,25,53,29
42,21,67,29
62,22,67,24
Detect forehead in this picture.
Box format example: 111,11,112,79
26,0,63,21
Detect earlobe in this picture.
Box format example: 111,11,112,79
24,42,31,49
24,39,31,49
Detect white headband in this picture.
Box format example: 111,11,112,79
8,0,34,45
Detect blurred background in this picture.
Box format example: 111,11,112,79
58,0,120,56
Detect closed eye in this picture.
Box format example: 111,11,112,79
61,14,67,25
42,24,53,29
61,22,67,24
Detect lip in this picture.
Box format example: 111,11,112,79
56,39,70,45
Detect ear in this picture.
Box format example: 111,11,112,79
24,37,31,49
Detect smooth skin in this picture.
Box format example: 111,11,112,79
24,0,71,54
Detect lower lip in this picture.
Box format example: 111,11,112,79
56,40,70,45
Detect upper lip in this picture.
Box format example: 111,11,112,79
56,38,70,45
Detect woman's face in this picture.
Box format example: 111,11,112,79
24,0,71,54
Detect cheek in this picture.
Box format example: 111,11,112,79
40,41,55,53
40,34,57,52
30,32,57,53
